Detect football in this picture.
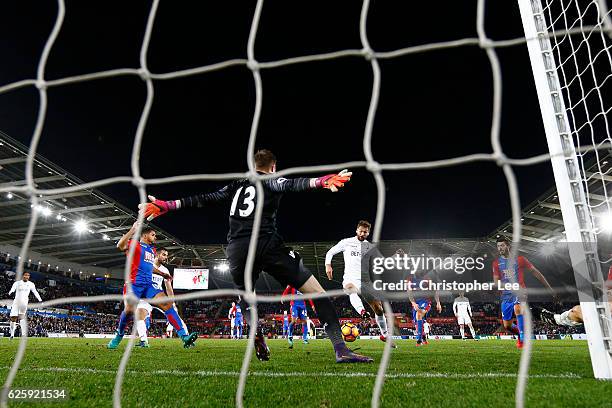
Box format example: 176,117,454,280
341,322,360,342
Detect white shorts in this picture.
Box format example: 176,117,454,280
136,300,153,314
10,302,27,317
457,314,472,325
230,318,235,327
342,276,362,291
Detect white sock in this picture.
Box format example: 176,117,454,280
468,324,476,338
460,326,465,338
19,319,27,338
557,310,581,327
9,321,16,337
136,320,147,342
349,293,365,315
180,318,189,335
375,314,388,336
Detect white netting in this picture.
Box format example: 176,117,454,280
1,0,611,407
543,0,612,236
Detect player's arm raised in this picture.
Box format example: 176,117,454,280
524,257,557,301
139,184,234,221
324,240,346,280
117,221,139,252
265,169,352,194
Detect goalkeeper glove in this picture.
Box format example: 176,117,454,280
314,169,352,192
139,195,178,221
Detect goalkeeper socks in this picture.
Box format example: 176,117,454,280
117,311,132,336
460,326,465,338
136,319,147,342
164,307,186,337
375,314,388,336
516,314,525,341
417,319,423,342
311,297,344,346
349,293,365,315
302,323,308,340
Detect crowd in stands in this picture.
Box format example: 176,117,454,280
0,252,586,338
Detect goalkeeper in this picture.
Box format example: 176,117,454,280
141,149,372,363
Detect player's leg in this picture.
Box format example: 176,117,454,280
9,308,18,338
459,323,465,339
135,304,150,348
288,310,296,348
343,282,366,318
466,316,477,339
514,302,525,344
299,309,309,343
500,300,521,348
367,299,389,338
155,290,197,348
298,276,371,362
108,296,135,349
17,312,27,338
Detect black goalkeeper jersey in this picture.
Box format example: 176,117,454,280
178,173,313,242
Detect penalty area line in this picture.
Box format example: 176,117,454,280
0,366,583,379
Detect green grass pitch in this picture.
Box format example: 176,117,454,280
1,338,611,407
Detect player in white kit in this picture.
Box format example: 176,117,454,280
453,292,476,340
423,320,431,343
135,248,189,347
325,220,394,345
228,301,237,339
8,272,42,339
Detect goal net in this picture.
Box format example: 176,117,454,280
518,0,612,379
0,0,611,407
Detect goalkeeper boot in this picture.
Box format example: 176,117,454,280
334,344,373,363
254,332,270,361
181,332,198,349
107,332,124,349
137,340,150,348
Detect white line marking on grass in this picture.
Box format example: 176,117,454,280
0,366,583,380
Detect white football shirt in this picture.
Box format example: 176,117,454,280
325,236,374,280
9,280,42,306
453,296,472,317
152,264,168,290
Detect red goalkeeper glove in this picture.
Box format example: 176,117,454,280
139,195,178,221
315,169,352,192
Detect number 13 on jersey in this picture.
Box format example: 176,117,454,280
230,186,256,217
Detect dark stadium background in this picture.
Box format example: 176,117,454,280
0,0,554,244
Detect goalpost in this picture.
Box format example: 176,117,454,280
517,0,612,379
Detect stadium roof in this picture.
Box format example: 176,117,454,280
491,155,612,245
4,128,610,272
0,131,186,268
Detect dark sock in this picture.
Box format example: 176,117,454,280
312,297,344,347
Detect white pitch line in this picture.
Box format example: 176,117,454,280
0,366,583,380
